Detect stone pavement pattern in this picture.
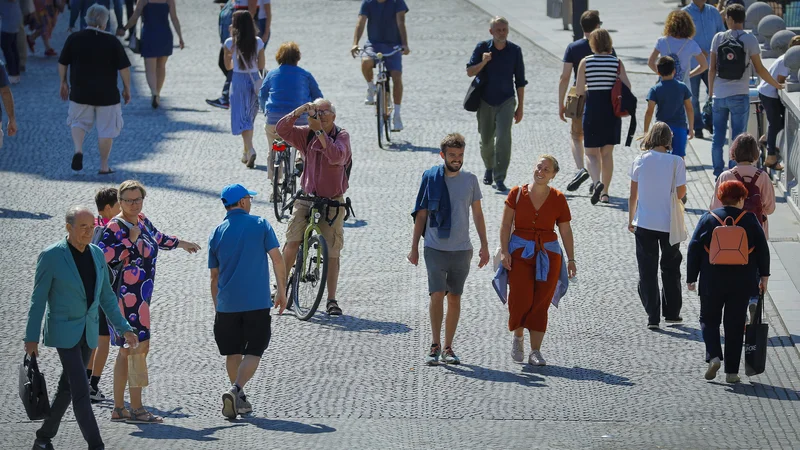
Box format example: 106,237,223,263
0,0,799,448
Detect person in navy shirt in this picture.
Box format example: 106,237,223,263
208,183,286,419
351,0,410,131
644,56,694,163
466,16,527,193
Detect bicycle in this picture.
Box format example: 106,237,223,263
284,192,354,320
354,45,403,149
270,138,302,222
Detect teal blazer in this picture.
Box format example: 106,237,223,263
24,238,134,349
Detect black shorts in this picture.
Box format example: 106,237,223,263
98,307,110,337
214,309,272,357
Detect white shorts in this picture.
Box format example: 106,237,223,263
67,102,124,139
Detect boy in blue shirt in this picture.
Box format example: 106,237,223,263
644,56,694,159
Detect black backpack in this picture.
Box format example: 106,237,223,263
306,126,352,181
716,31,748,80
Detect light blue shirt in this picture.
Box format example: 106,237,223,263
683,2,725,69
259,65,323,125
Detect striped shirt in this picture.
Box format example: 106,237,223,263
584,54,619,91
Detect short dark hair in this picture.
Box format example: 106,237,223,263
95,187,118,212
725,4,746,24
656,56,675,76
580,10,601,33
729,133,760,163
440,133,465,153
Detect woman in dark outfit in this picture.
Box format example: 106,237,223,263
686,180,770,384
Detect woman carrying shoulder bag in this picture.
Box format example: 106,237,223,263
628,122,687,329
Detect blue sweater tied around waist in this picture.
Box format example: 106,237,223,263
492,235,569,307
412,165,451,239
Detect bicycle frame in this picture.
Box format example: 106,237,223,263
299,205,324,279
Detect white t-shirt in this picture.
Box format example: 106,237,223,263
629,150,687,233
654,36,702,84
258,0,271,20
224,37,265,73
757,55,789,99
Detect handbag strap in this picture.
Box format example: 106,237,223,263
510,185,523,233
670,157,678,194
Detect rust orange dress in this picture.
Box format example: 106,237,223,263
506,185,571,332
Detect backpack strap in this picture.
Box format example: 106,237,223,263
708,211,725,226
306,125,342,146
732,210,749,225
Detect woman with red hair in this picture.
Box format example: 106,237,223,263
687,180,770,384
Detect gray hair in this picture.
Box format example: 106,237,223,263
65,206,93,226
490,16,509,27
313,98,336,115
85,4,110,28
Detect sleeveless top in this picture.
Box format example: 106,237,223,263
585,54,619,91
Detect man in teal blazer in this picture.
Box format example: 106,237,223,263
25,206,138,450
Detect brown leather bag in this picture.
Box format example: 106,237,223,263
705,211,753,265
564,87,585,120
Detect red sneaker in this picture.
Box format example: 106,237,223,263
44,48,57,57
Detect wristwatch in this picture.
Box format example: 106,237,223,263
314,129,324,137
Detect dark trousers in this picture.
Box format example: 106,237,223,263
759,94,785,157
36,334,104,450
700,292,749,374
1,32,20,76
218,46,232,99
124,0,137,37
634,227,683,324
690,71,709,132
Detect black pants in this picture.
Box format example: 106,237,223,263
36,334,104,450
759,94,784,157
700,292,749,374
125,0,135,21
634,227,683,324
217,47,233,98
1,32,20,76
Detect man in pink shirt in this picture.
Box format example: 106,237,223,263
276,98,352,315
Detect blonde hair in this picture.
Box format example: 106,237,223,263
539,154,560,174
589,29,613,54
791,36,800,48
642,122,673,150
118,180,147,200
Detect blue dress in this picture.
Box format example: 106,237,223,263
140,2,173,58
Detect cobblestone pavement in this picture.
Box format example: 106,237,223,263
1,0,800,448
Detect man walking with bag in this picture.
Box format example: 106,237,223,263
466,16,527,193
25,206,138,450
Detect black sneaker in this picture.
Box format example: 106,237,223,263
206,97,230,110
71,152,83,171
694,129,704,139
32,440,54,450
590,182,605,205
483,169,493,185
495,181,508,192
566,168,590,192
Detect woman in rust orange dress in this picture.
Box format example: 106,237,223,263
499,155,576,366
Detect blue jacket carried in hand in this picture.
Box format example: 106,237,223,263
412,164,451,239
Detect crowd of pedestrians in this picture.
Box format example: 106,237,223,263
16,1,796,449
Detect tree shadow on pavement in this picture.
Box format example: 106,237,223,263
0,208,52,220
243,417,337,434
714,381,800,401
384,140,439,153
129,423,246,441
654,324,705,343
441,363,547,387
309,314,412,335
521,364,636,386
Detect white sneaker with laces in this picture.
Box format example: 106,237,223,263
726,373,741,383
528,350,546,366
705,357,721,380
237,392,252,415
511,336,524,362
392,113,403,131
364,87,376,105
221,387,238,419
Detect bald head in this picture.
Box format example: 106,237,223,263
65,206,96,250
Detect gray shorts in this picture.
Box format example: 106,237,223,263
423,247,473,296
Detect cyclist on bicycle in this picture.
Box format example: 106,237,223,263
350,0,410,132
275,99,352,316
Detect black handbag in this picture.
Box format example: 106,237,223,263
463,75,483,112
744,293,768,376
18,354,51,420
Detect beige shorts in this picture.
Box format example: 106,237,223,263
67,102,124,139
570,116,583,138
286,197,345,258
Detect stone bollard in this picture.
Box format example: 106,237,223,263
759,15,786,57
785,46,800,92
746,2,775,44
770,30,797,56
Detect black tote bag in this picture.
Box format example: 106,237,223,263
744,293,768,376
18,354,51,420
463,75,483,112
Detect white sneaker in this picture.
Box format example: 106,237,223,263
8,75,20,84
392,113,403,131
528,350,546,366
221,387,238,419
364,87,376,105
511,336,524,362
726,373,741,383
89,386,106,402
705,357,721,380
246,148,256,169
237,392,252,415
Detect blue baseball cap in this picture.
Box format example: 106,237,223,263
220,184,257,207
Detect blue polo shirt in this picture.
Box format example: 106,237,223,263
683,2,725,69
208,209,280,313
467,39,528,107
359,0,409,46
647,79,692,129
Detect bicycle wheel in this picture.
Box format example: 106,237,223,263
384,78,393,142
292,233,328,321
376,83,384,149
272,151,284,222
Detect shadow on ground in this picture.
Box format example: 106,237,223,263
442,363,635,387
309,313,412,335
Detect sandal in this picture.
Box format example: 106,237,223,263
326,299,342,316
600,194,610,204
126,407,163,424
111,407,131,422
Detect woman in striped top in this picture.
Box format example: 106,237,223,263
576,29,632,205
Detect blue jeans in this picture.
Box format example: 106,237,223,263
669,125,688,158
690,71,709,132
712,95,749,177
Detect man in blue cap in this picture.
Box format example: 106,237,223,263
208,183,287,419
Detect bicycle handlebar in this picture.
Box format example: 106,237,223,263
293,192,355,226
354,45,404,60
